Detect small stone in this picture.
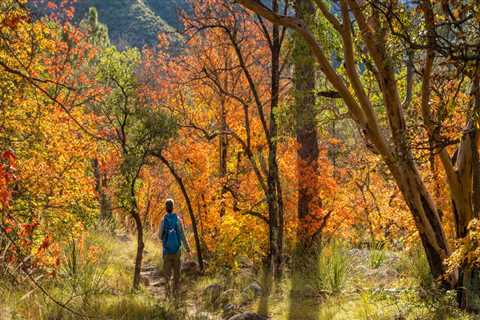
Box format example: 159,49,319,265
196,311,213,320
118,234,130,242
142,265,156,272
140,275,150,286
219,288,237,305
203,283,224,306
222,303,236,319
228,312,268,320
181,260,199,276
242,281,262,300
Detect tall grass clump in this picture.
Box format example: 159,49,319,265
408,246,433,289
59,237,110,305
318,241,350,294
290,240,350,296
368,242,387,269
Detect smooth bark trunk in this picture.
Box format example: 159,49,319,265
455,73,480,311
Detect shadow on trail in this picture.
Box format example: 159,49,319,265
257,265,273,316
287,245,321,320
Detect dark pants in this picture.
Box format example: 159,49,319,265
163,251,181,298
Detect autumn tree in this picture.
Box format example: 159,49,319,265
179,0,291,279
0,0,102,277
79,6,115,223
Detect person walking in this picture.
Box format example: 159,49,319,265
159,198,191,299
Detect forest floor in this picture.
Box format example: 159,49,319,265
0,230,478,320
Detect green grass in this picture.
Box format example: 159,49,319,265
368,243,387,269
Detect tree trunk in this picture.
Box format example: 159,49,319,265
288,3,321,314
92,158,112,222
388,157,450,281
293,0,320,230
219,98,228,218
455,72,480,311
131,190,144,290
268,0,283,280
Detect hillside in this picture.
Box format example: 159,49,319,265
34,0,189,47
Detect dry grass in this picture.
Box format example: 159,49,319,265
1,235,477,320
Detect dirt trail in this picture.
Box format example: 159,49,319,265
140,258,217,319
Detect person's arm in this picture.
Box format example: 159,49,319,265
158,219,164,241
177,216,191,253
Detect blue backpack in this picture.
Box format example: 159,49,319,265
162,213,181,254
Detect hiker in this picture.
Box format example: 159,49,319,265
159,198,191,299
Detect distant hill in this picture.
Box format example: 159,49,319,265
144,0,188,29
32,0,189,48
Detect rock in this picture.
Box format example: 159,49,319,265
141,268,162,277
367,265,399,280
348,248,363,258
118,234,130,242
228,312,268,320
355,264,370,275
152,268,163,277
142,265,157,272
203,283,224,306
196,311,214,320
241,281,262,301
222,303,237,319
219,288,237,305
151,279,165,287
237,268,256,285
236,255,254,269
140,271,152,278
140,275,150,286
181,259,199,276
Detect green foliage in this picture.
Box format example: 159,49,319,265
95,45,177,178
143,0,188,28
352,291,388,320
91,44,177,290
368,243,387,269
0,231,176,319
396,287,474,320
79,7,110,48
